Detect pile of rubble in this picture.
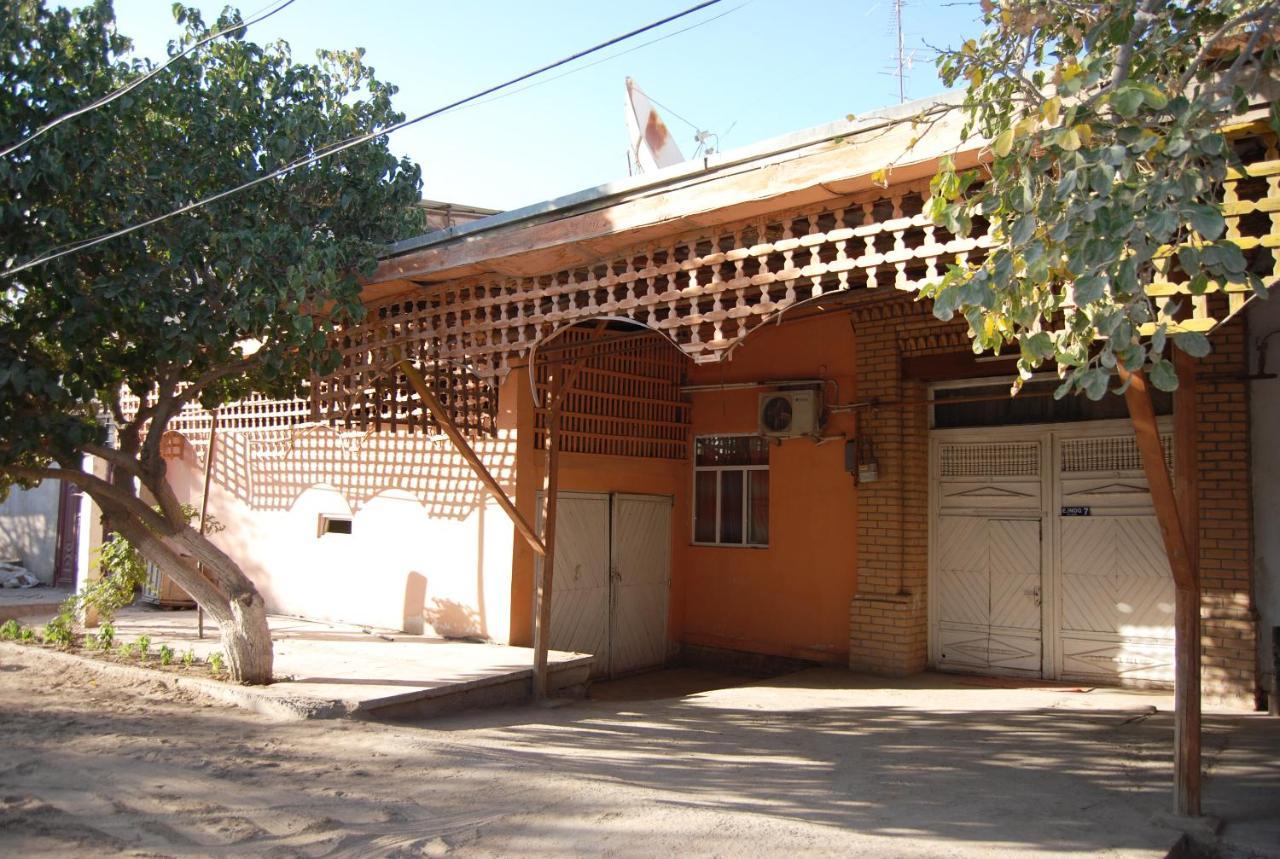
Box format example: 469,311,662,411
0,559,39,589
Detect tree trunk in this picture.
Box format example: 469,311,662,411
104,505,275,684
221,588,274,685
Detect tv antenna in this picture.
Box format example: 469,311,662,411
884,0,914,103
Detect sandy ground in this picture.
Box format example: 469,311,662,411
0,650,1276,859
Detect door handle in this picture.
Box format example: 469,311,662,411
1024,585,1042,607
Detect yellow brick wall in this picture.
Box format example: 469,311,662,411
845,293,1257,704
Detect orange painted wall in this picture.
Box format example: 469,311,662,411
676,312,859,664
507,313,859,663
507,362,689,647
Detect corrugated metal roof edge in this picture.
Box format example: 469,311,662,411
381,90,964,261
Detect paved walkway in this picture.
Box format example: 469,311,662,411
8,605,591,719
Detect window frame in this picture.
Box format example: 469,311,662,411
691,433,770,548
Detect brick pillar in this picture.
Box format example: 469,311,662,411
848,299,937,675
1195,320,1257,706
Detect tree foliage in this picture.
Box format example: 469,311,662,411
1,1,423,681
925,0,1278,398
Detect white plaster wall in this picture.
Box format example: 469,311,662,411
165,448,515,643
1249,293,1280,700
0,480,61,582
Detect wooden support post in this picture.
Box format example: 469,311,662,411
531,369,568,700
1121,364,1200,816
530,322,604,698
1172,350,1202,817
396,359,545,558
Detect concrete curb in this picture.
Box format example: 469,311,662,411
0,640,594,721
0,641,351,720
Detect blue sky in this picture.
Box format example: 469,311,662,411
108,0,985,210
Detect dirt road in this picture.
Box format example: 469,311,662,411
0,647,1275,858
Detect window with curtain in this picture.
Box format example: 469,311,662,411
693,435,769,547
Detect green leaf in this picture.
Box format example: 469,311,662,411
993,127,1015,158
1111,86,1145,118
1011,214,1036,245
1187,205,1225,240
1138,83,1168,109
1173,331,1211,358
1073,275,1106,304
1082,368,1110,401
1149,359,1179,392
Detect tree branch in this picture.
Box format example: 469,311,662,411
1176,1,1280,93
1112,0,1161,92
174,352,262,409
82,443,142,477
2,465,169,534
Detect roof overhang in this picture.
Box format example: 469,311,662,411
362,90,980,304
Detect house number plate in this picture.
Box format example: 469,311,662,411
1061,506,1091,516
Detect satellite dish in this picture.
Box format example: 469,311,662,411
625,77,684,174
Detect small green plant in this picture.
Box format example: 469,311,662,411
42,619,73,648
116,643,133,659
180,648,196,668
44,505,226,645
19,628,35,642
158,644,174,666
97,622,115,650
0,619,19,640
136,635,151,658
207,651,225,675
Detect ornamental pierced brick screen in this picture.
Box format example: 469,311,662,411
310,340,498,439
322,128,1278,415
340,177,984,385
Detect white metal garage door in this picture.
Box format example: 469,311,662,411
930,425,1175,684
1055,435,1175,683
936,516,1043,674
537,492,672,677
540,493,611,666
610,495,674,675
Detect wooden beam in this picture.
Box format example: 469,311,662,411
196,409,219,640
1121,368,1196,590
396,359,545,558
1121,364,1201,816
530,329,598,698
531,366,568,700
1172,350,1202,817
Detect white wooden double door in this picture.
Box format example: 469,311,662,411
537,492,672,678
930,422,1177,684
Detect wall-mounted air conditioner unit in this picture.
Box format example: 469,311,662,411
758,390,822,438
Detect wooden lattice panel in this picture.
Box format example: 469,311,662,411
310,344,497,439
533,329,691,460
120,392,314,461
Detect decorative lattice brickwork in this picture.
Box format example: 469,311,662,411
338,179,990,382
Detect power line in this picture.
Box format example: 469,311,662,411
459,0,753,117
0,0,300,160
3,0,724,280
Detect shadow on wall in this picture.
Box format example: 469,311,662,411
401,572,488,640
425,597,486,641
175,425,518,521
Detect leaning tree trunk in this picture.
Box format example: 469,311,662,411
110,512,275,684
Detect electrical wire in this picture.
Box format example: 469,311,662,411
449,0,753,118
0,0,300,160
3,0,724,280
